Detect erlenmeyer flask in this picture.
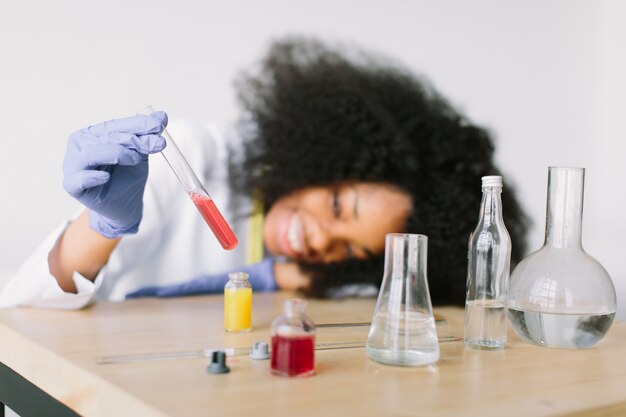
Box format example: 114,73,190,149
366,234,440,366
508,167,617,349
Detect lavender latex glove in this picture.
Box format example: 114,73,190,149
63,112,167,238
125,258,278,299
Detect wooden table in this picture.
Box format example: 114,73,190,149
0,292,625,417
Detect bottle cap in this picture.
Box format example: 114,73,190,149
228,272,249,282
481,175,503,188
206,351,230,374
249,341,270,360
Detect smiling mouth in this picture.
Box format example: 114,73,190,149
281,212,305,257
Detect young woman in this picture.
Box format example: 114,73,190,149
0,37,527,309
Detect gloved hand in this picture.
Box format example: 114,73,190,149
125,258,278,298
63,112,168,238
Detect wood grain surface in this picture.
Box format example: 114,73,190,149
1,292,625,417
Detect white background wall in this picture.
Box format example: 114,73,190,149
1,0,625,318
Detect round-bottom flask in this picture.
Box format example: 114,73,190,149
508,167,616,349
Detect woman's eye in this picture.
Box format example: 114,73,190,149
332,189,342,218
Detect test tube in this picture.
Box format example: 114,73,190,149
138,106,238,250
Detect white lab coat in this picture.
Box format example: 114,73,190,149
0,120,249,310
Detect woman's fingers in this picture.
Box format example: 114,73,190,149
63,170,111,197
83,112,168,136
79,143,144,169
64,142,149,196
72,131,166,156
105,132,166,155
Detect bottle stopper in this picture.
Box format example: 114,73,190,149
481,175,503,188
206,351,230,374
249,341,270,360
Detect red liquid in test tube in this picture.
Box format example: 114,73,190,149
271,334,315,377
190,192,238,250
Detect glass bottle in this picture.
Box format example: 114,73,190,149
366,234,439,366
464,176,512,350
508,167,617,349
224,272,252,332
271,299,316,377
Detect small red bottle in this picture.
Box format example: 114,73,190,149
271,299,316,377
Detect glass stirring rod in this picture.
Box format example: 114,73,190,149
138,106,238,250
96,341,367,365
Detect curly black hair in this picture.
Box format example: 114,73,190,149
229,36,528,306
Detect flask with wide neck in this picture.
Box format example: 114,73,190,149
508,167,616,349
464,176,511,350
366,233,439,366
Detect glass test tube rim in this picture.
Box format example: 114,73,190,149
137,105,213,198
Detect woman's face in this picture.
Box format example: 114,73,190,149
264,182,412,263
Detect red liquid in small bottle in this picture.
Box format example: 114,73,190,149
190,192,238,250
271,334,315,377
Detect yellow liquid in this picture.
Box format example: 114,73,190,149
224,288,252,332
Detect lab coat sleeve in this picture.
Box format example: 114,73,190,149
0,220,104,309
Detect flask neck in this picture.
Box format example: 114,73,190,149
283,299,307,318
479,187,505,227
544,167,584,249
385,234,428,278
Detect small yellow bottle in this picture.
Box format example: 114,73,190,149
224,272,252,332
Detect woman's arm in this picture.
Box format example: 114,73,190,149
49,112,167,293
48,210,120,293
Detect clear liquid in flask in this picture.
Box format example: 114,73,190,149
508,308,615,349
366,311,439,366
